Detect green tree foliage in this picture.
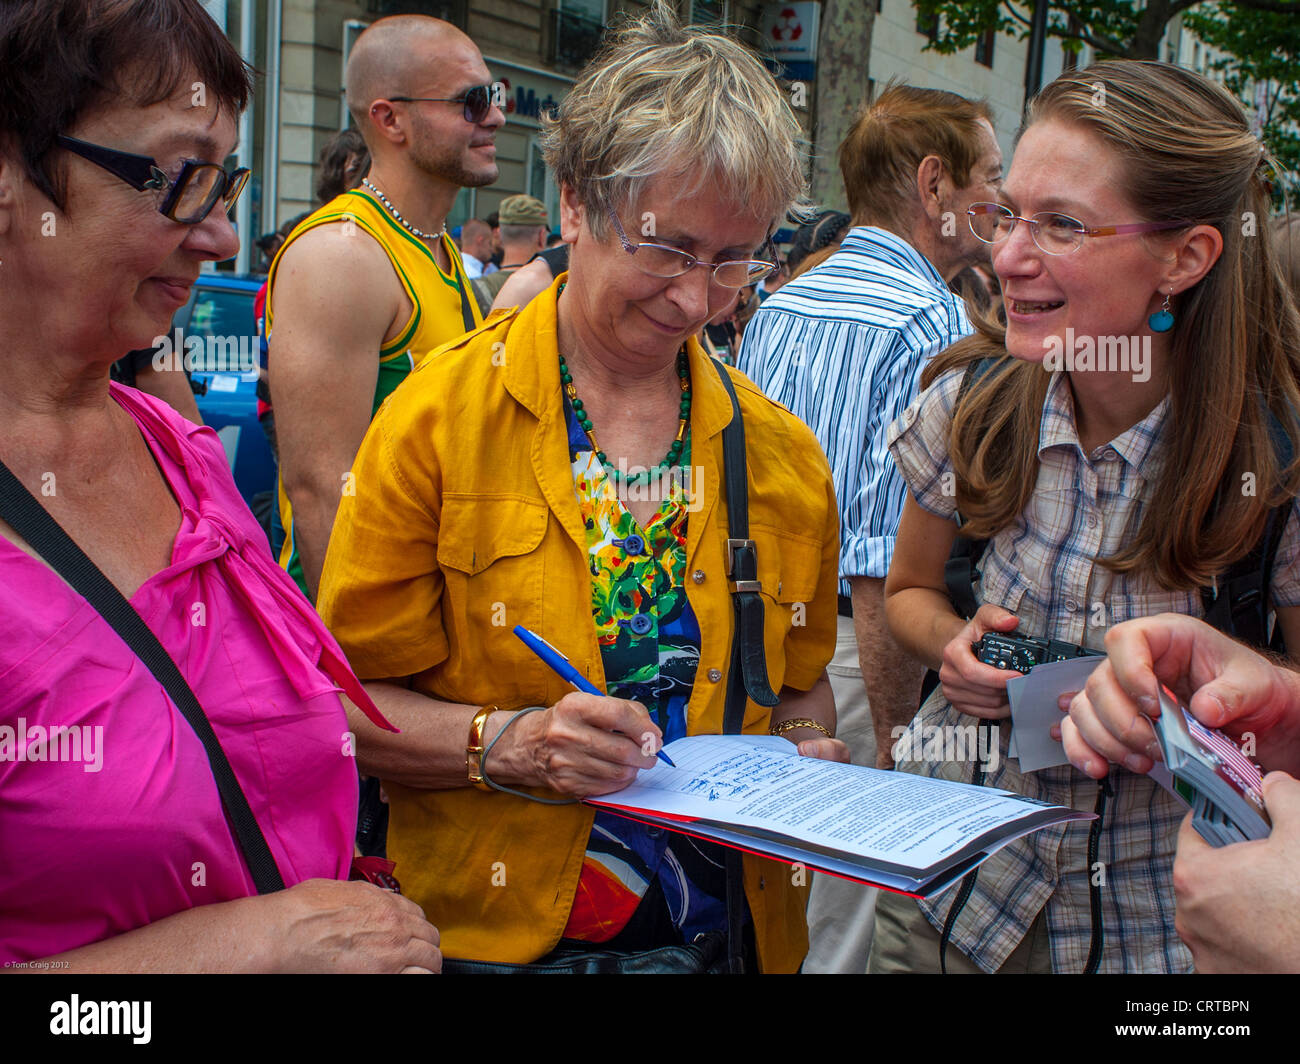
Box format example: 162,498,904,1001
914,0,1298,195
1184,4,1299,194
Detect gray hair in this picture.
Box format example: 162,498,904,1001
541,1,806,240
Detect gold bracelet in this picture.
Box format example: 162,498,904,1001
467,705,499,791
769,717,833,739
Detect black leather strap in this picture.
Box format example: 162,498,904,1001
1082,775,1114,974
713,360,779,718
942,359,995,624
944,536,985,622
710,359,781,974
456,267,478,332
0,459,286,895
1201,499,1292,652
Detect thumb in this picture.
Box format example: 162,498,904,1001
1261,771,1300,837
977,605,1020,632
1187,682,1247,730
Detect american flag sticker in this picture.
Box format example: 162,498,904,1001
1174,700,1268,816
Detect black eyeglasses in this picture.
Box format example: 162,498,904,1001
607,209,780,289
387,85,494,125
56,135,250,225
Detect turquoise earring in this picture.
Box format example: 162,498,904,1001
1149,290,1174,333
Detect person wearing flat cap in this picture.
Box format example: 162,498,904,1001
472,193,551,315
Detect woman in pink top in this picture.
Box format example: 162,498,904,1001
0,0,440,972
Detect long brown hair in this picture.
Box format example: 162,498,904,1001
922,61,1300,591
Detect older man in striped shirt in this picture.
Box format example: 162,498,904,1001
738,84,1002,973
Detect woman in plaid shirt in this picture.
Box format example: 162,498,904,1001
876,61,1300,974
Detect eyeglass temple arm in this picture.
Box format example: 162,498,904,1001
55,135,168,192
606,208,638,253
764,233,783,271
1083,219,1192,237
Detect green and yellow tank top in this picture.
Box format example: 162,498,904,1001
266,187,482,597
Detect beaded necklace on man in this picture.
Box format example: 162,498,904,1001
362,178,447,241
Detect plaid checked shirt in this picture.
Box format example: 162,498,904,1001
886,367,1300,973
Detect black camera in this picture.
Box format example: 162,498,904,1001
972,633,1102,674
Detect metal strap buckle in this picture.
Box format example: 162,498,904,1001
726,538,760,593
726,538,755,578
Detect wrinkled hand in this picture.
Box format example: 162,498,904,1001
1060,613,1300,779
793,737,852,763
1172,772,1300,973
263,879,442,973
508,692,661,798
939,604,1021,719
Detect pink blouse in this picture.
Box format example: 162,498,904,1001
0,383,392,964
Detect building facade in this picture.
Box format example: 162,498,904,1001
202,0,1251,275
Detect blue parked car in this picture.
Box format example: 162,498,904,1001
177,272,275,509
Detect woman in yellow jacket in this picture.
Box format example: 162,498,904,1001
318,5,846,972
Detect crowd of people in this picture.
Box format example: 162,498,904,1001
1,0,1298,975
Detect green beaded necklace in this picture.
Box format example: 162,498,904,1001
559,348,691,485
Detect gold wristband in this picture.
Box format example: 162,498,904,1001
467,705,499,790
769,717,832,739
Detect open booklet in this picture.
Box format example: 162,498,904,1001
586,734,1093,898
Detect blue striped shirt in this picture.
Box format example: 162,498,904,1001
737,226,971,589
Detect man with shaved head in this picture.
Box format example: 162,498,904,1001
265,15,504,599
458,218,495,278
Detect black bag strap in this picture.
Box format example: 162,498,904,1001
1200,501,1290,651
712,359,779,726
1200,407,1296,653
944,536,986,622
922,534,982,707
0,459,286,895
710,359,780,975
456,268,478,333
941,358,1000,622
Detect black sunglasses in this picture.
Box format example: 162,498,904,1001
56,134,250,225
387,84,493,125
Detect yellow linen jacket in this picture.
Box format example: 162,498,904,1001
318,277,840,971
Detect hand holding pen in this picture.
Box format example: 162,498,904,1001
514,626,675,768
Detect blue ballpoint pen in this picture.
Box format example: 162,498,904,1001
513,625,675,767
